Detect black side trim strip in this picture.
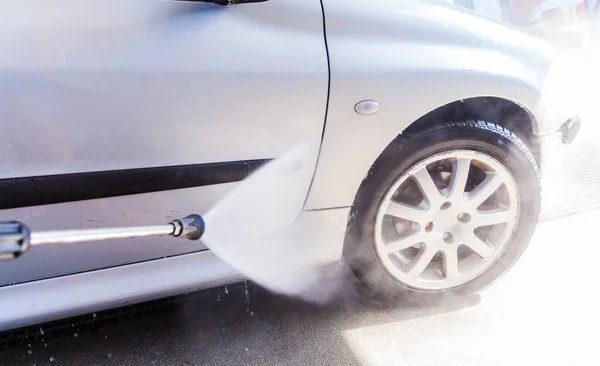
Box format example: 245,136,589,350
0,159,270,210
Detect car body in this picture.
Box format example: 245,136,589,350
0,0,579,331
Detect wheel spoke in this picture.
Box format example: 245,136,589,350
448,158,471,199
407,246,438,277
386,201,428,223
442,248,459,279
413,168,442,206
466,172,503,208
384,232,425,254
475,208,512,227
465,233,493,259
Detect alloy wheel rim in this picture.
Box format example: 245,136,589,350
374,150,520,290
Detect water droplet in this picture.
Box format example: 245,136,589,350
93,313,97,318
49,356,55,362
44,343,48,348
224,286,229,294
250,311,254,316
27,350,32,355
28,344,31,348
104,335,108,339
108,352,113,359
39,328,44,335
71,323,75,327
244,281,251,309
73,333,78,338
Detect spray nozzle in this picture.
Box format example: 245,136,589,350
171,214,205,241
0,213,207,261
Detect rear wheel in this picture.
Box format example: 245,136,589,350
344,121,540,301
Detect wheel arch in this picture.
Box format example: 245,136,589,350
400,97,541,167
349,97,541,209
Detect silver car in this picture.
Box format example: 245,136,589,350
0,0,580,331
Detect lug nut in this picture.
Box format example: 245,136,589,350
425,222,434,233
443,232,454,244
457,213,471,223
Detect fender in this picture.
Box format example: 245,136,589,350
306,0,564,210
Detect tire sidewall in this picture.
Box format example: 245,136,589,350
344,122,540,302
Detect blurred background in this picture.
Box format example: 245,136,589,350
450,0,599,48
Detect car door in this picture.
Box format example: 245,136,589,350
0,0,329,285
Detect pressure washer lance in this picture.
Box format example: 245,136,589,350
0,214,205,261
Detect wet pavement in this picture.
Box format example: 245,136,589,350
1,198,599,366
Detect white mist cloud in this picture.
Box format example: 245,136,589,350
201,141,344,300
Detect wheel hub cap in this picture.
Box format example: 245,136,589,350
432,206,457,232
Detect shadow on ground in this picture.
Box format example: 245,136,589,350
0,283,480,366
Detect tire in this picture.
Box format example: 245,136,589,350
343,121,540,302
